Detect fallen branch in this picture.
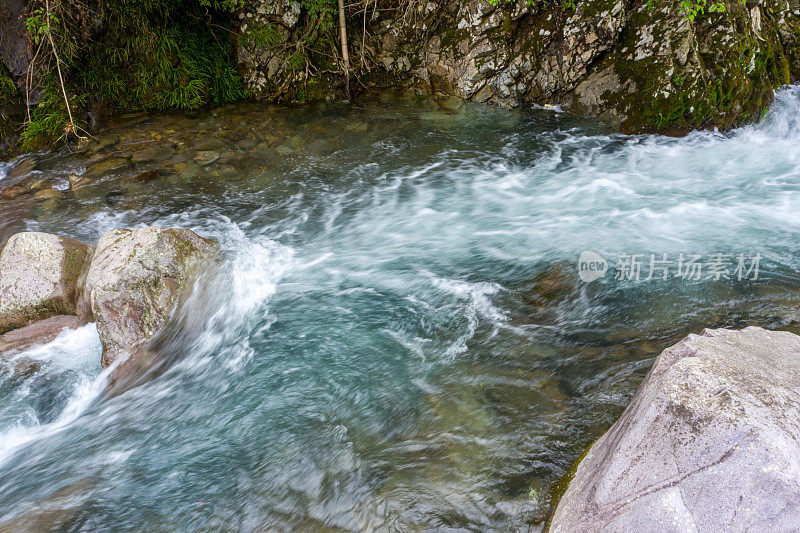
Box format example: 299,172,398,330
44,0,84,141
337,0,351,99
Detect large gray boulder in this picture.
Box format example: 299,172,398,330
549,327,800,532
83,227,218,367
0,232,92,334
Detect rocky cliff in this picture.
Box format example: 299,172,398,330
239,0,800,133
1,0,799,152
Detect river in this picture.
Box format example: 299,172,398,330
1,86,800,530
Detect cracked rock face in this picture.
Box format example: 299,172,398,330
238,0,800,133
549,327,800,532
0,232,92,334
84,227,219,367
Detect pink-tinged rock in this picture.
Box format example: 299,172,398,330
83,227,218,367
0,314,82,354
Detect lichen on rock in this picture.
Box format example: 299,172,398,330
83,227,219,367
0,232,92,334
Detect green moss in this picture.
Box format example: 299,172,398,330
542,434,601,531
0,65,24,158
19,81,88,151
602,0,794,133
240,21,283,48
18,0,245,151
580,0,622,18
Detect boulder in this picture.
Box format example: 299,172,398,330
102,261,226,397
0,232,92,334
0,315,82,354
83,227,218,367
549,327,800,532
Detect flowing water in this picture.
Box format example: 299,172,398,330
2,86,800,531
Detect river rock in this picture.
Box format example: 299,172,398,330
130,142,175,163
0,180,35,199
33,188,61,200
0,315,82,353
549,327,800,532
68,173,92,190
523,263,576,309
85,157,129,177
4,356,43,381
0,232,92,334
83,227,218,367
0,477,95,532
194,150,220,166
5,158,35,180
134,169,160,183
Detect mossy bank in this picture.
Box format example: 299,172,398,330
2,0,800,158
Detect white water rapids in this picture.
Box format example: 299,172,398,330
1,86,800,530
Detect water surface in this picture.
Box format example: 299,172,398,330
2,87,800,531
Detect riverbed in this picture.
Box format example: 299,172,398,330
2,86,800,530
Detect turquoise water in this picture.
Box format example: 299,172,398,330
2,87,800,530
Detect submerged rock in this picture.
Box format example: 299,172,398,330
130,142,175,163
134,169,161,183
4,356,43,381
523,263,576,309
0,180,35,200
549,327,800,531
0,477,95,532
68,173,92,191
83,227,218,367
194,150,220,166
32,188,61,200
5,158,35,180
0,315,81,354
85,157,130,177
0,232,92,334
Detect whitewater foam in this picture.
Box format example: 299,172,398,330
0,324,103,465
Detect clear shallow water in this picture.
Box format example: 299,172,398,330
2,87,800,530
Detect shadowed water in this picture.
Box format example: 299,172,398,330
2,87,800,531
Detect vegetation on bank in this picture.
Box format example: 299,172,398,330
12,0,245,152
1,0,362,155
0,0,791,156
